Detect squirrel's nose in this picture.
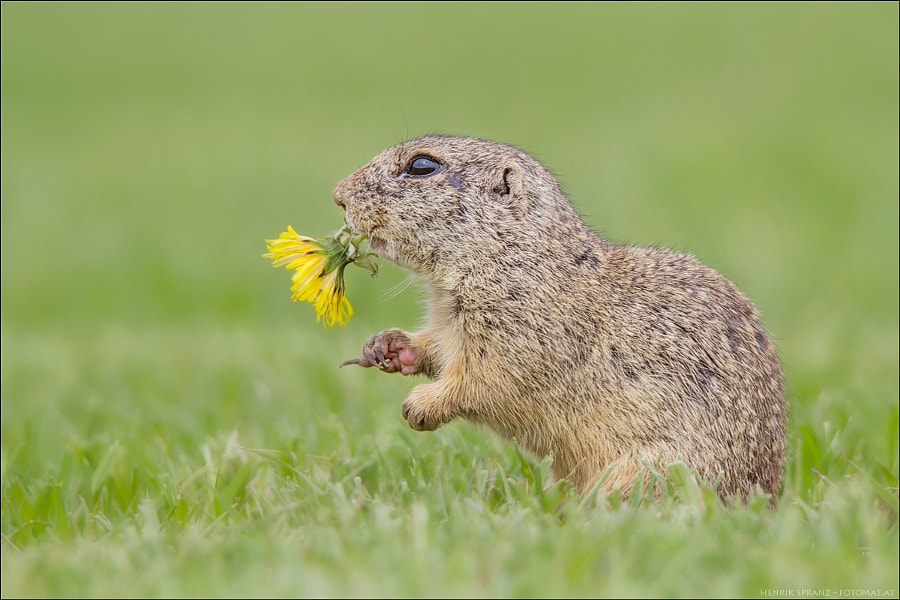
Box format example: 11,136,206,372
333,176,351,208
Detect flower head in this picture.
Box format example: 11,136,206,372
264,224,376,328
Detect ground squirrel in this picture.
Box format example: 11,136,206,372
336,135,785,501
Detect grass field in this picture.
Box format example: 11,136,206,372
2,3,898,598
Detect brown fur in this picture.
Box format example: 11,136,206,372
334,135,785,501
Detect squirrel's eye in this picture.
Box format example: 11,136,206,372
401,156,442,178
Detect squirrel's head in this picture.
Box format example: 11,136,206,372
333,135,571,275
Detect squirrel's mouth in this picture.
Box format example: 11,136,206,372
367,228,412,269
342,214,402,267
367,228,390,256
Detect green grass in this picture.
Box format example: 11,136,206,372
2,3,898,598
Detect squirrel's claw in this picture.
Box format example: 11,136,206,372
339,328,421,375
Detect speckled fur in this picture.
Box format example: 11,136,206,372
334,135,785,501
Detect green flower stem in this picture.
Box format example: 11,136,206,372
321,224,379,277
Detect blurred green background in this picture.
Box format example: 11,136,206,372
4,1,897,420
1,2,898,597
2,3,897,348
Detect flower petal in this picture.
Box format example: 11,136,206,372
264,224,370,328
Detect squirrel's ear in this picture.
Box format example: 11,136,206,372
491,164,528,213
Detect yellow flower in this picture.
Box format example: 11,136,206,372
263,224,375,328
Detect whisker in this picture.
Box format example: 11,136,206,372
382,274,415,300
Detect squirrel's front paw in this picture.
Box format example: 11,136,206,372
340,328,420,375
401,384,453,431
